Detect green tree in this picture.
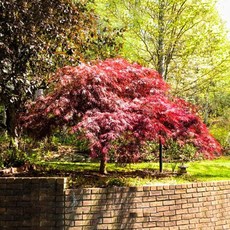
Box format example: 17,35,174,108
95,0,230,91
204,77,230,150
0,0,123,149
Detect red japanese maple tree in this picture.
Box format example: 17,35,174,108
21,58,221,173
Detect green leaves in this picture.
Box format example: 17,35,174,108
95,0,230,97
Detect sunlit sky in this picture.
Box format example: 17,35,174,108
217,0,230,30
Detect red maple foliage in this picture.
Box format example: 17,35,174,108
21,58,221,173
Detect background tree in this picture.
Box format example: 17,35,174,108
0,0,123,149
94,0,230,151
95,0,230,81
21,58,221,174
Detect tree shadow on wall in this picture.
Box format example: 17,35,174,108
65,186,141,230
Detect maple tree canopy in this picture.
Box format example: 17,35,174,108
21,58,221,162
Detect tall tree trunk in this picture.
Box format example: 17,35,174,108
6,104,20,150
2,106,6,129
157,0,166,79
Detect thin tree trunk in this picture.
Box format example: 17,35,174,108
159,138,163,173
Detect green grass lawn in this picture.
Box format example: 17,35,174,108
34,156,230,187
186,156,230,181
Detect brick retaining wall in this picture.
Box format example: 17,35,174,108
0,178,66,230
65,181,230,230
0,178,230,229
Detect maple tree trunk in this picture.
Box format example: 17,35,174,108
99,157,107,174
